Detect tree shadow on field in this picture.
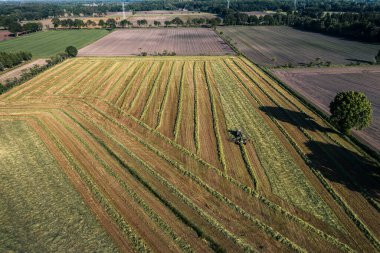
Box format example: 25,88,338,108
346,58,374,64
306,140,380,200
259,106,335,133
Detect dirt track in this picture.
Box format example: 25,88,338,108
273,66,380,152
0,59,47,84
0,31,11,41
78,28,234,56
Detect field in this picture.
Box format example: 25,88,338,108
78,29,234,56
124,11,216,26
272,66,380,152
0,30,109,58
1,56,379,252
0,30,11,41
0,120,117,251
218,26,378,66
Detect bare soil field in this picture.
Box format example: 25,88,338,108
272,66,380,152
218,26,379,67
0,30,11,41
1,56,379,252
78,28,234,56
0,59,47,84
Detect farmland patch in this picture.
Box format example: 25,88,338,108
78,28,234,56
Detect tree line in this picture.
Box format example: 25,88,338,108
0,51,32,71
51,17,222,29
0,16,42,35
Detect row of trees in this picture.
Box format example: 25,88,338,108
0,15,42,35
220,8,380,42
52,17,222,29
0,51,32,71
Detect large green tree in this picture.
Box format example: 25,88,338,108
65,46,78,57
329,91,372,134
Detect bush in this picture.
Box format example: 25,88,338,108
0,51,32,69
65,46,78,57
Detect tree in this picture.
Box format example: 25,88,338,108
329,91,372,134
120,19,128,28
153,20,161,26
8,22,23,35
375,49,380,64
98,19,105,28
164,20,171,27
171,17,184,27
137,19,147,27
52,18,61,28
65,46,78,57
106,18,116,29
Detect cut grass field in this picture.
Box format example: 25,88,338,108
0,56,379,252
218,26,378,67
0,120,117,252
0,30,109,58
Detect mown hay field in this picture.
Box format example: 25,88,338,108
0,56,379,252
78,28,234,56
0,120,117,252
218,26,378,67
0,30,110,58
272,66,380,152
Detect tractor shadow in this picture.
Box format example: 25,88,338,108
306,140,380,200
259,106,335,133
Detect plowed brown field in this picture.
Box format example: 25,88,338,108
273,66,380,152
78,29,234,56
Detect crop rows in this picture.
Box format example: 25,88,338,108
1,56,378,252
225,57,380,251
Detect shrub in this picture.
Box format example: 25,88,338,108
65,46,78,57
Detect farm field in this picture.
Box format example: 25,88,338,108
0,120,117,252
0,30,109,58
124,11,216,26
78,28,234,56
0,30,11,41
218,26,378,67
1,56,379,252
272,66,380,152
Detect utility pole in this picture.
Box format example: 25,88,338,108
122,2,126,20
227,0,230,9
